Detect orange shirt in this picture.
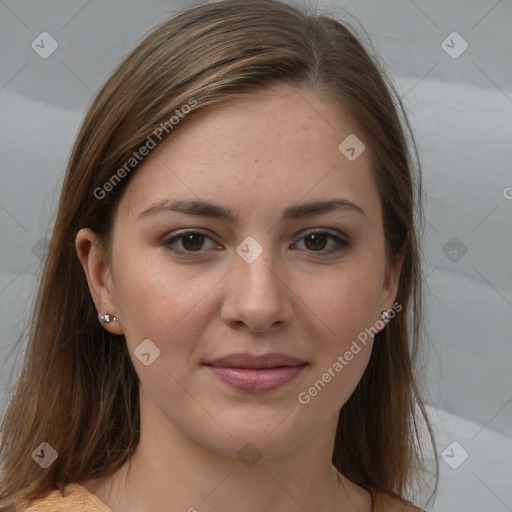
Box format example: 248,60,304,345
19,482,424,511
20,483,110,512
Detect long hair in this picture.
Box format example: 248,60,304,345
0,0,437,508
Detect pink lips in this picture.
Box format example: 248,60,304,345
204,353,308,393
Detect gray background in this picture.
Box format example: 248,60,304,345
1,0,511,510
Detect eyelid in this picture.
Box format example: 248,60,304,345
163,227,212,239
297,227,348,241
161,229,222,252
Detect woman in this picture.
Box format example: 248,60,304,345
0,1,437,510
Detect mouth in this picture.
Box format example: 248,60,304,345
203,353,308,393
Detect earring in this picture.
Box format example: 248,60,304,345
381,310,390,322
99,314,118,324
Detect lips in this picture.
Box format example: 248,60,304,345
206,352,306,369
204,352,308,393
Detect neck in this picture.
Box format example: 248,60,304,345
81,394,371,512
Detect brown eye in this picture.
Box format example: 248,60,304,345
294,230,349,255
180,233,206,251
163,231,220,254
304,233,329,251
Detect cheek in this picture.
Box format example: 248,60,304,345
111,247,212,356
293,253,384,409
302,258,384,346
295,273,379,413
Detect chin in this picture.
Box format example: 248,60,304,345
203,432,303,463
196,409,314,461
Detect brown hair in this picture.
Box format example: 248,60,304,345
0,0,437,508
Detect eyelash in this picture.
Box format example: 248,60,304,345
161,229,349,257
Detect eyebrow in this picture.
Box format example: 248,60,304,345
137,198,366,222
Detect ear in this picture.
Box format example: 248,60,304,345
75,228,124,335
378,246,405,322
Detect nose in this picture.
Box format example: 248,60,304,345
220,248,293,334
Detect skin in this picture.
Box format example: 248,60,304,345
76,83,404,512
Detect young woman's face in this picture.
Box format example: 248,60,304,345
105,83,401,459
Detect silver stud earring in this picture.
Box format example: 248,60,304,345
381,310,390,322
99,314,118,324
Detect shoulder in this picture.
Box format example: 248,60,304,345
17,482,112,512
371,489,425,512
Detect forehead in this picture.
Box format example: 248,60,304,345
117,84,380,225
